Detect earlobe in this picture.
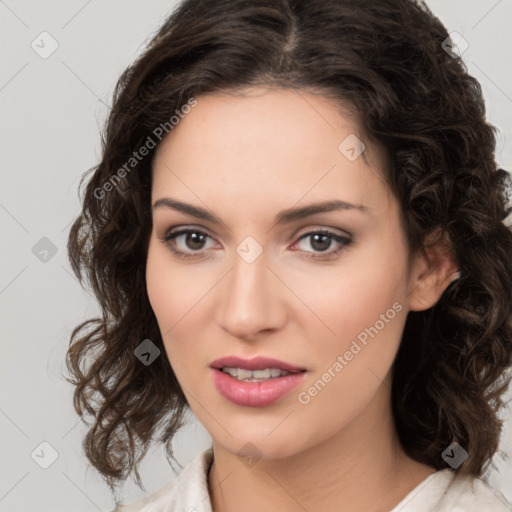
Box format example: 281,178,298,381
408,228,460,312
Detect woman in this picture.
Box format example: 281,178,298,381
66,0,512,510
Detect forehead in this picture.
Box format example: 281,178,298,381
151,87,389,214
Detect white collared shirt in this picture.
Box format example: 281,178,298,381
112,447,511,512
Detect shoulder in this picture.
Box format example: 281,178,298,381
438,471,512,512
110,447,214,512
392,469,512,512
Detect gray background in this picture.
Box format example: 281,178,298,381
1,0,511,510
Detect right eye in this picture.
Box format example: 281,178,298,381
160,228,218,260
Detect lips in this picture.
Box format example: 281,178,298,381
209,355,308,407
209,355,307,373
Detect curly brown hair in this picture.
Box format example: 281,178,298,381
66,0,512,497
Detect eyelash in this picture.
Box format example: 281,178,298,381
159,227,353,261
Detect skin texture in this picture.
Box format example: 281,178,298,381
146,87,458,512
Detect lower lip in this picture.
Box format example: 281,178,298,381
210,368,308,407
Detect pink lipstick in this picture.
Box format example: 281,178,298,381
209,356,308,407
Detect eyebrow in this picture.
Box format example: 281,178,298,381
152,197,369,226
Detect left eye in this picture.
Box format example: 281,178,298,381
292,230,352,258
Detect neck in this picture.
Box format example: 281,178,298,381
208,380,435,512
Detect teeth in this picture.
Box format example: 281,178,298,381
238,368,254,379
225,367,239,378
221,367,291,381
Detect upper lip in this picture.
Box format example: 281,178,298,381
210,356,307,372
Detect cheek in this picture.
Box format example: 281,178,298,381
146,243,187,358
296,237,408,349
295,270,407,434
292,236,410,420
146,240,203,330
146,240,212,379
146,245,176,327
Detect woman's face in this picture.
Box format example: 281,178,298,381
146,86,423,459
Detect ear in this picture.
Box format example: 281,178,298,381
408,227,460,312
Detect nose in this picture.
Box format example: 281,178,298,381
215,249,287,341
